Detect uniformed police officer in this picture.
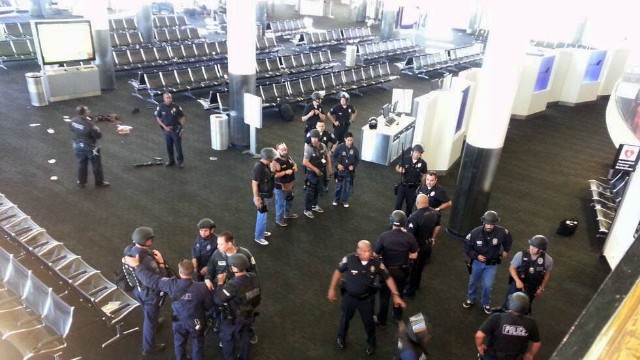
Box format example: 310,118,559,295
272,142,299,227
214,253,261,360
305,121,337,193
123,227,167,356
328,92,357,143
328,240,406,356
302,129,332,219
463,211,513,314
417,171,452,213
252,148,277,245
154,92,186,168
331,131,360,208
475,292,542,360
395,144,428,215
404,194,439,298
374,211,418,326
498,235,553,314
123,257,214,360
301,91,326,135
192,218,218,281
69,105,110,188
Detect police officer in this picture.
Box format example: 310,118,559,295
252,148,277,245
123,227,167,356
214,253,261,360
302,129,332,219
475,292,542,360
305,121,337,193
395,144,427,215
155,92,186,168
331,131,360,208
498,235,553,314
192,218,218,281
301,91,326,135
272,142,299,227
69,105,109,188
404,194,439,298
463,211,513,314
374,211,418,326
328,92,357,143
327,240,406,356
417,171,452,213
123,257,214,360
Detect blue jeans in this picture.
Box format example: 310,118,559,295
334,176,352,203
274,188,293,223
466,260,498,307
164,130,183,164
254,196,271,240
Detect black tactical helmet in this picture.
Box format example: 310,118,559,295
508,292,530,314
339,92,350,100
368,117,378,130
197,218,216,230
390,210,407,227
260,147,277,161
412,144,424,153
309,129,321,138
528,235,548,251
481,210,500,225
228,253,249,272
311,91,322,101
132,227,155,245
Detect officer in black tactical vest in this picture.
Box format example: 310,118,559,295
302,129,332,219
122,227,167,356
252,148,277,245
191,218,218,282
214,253,261,360
394,144,427,215
404,194,439,298
69,105,109,188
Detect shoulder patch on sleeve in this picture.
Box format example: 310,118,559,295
339,256,347,265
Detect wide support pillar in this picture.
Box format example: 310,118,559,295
256,0,268,37
77,0,115,90
447,1,533,238
380,0,397,40
227,0,257,148
136,0,153,44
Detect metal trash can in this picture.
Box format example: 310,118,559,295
345,45,357,67
25,72,48,107
210,114,229,150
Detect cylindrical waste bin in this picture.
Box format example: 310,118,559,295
25,72,48,107
210,114,229,150
345,45,357,67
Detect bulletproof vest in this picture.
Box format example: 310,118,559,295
70,117,98,146
308,144,325,170
517,250,546,287
489,313,530,358
122,244,143,291
274,156,295,184
335,144,356,167
255,161,275,196
228,273,261,319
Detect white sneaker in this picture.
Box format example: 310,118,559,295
304,210,314,218
332,201,338,206
312,205,324,213
264,231,272,237
255,238,269,245
343,203,349,208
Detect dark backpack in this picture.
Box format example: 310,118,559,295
278,103,294,122
556,218,578,236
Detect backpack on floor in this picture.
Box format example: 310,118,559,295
556,218,579,236
279,103,294,122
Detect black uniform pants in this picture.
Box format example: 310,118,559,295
395,184,418,215
377,266,408,325
73,143,104,185
337,294,375,347
305,174,321,211
405,246,431,296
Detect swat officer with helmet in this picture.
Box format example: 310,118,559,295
373,210,418,327
302,129,332,219
475,292,542,360
69,105,110,188
497,235,553,314
214,253,261,360
123,226,167,356
123,257,214,360
301,91,326,135
191,218,218,281
395,144,428,215
252,148,277,245
463,211,513,314
328,92,357,143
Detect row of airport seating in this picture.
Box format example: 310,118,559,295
588,171,630,236
265,18,307,38
199,62,398,110
0,38,36,69
153,26,202,44
257,50,336,79
112,40,229,71
108,17,137,32
401,43,485,79
296,26,375,49
357,38,420,62
110,30,145,49
153,14,189,29
530,39,592,50
1,21,32,39
0,245,74,359
0,194,140,350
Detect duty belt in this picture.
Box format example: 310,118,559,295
402,182,419,188
485,258,501,266
347,292,371,300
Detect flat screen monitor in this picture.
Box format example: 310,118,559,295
382,103,390,120
534,56,555,93
391,100,399,114
33,20,95,65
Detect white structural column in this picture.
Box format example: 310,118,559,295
448,0,534,237
76,0,115,90
227,0,257,147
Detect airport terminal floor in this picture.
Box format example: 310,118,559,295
0,3,616,360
